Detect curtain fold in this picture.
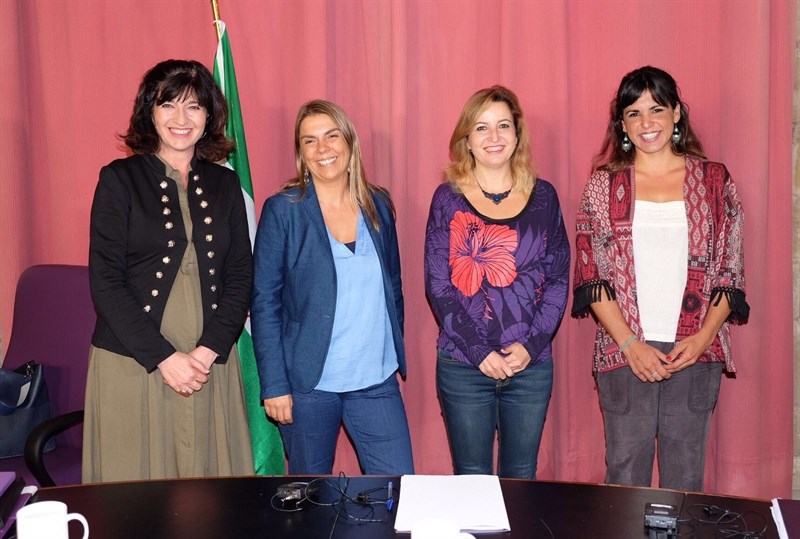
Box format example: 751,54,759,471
0,0,793,498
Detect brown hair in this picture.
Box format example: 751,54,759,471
121,59,234,162
592,66,705,172
444,85,536,193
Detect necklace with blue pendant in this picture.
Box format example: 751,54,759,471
474,174,512,205
481,187,511,205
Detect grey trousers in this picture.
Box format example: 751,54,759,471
596,341,723,492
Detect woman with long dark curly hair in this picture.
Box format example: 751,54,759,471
572,66,749,491
84,59,253,481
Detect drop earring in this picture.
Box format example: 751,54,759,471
621,133,632,152
671,125,681,144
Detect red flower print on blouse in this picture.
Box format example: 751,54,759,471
449,211,518,297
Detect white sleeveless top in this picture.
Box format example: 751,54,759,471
632,200,688,342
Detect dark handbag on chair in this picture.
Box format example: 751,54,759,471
0,361,56,458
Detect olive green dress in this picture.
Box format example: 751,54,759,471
83,161,254,482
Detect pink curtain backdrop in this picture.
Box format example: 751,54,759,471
0,0,793,498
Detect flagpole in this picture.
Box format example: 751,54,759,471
211,0,222,41
209,2,286,475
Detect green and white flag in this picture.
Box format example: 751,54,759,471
213,20,284,475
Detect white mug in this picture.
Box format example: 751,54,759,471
16,500,89,539
411,517,475,539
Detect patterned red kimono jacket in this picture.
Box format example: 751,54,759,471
572,157,749,373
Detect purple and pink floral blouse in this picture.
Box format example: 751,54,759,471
424,179,571,368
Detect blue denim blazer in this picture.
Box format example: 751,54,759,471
251,180,405,400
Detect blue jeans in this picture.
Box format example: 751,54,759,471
436,349,553,479
596,341,723,491
279,374,414,475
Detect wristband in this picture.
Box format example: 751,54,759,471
619,334,637,352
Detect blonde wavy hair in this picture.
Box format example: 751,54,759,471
282,99,392,229
444,85,536,194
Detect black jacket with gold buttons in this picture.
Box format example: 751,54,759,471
89,154,253,372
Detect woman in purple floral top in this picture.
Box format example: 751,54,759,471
424,86,570,479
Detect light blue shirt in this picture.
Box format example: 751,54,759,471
315,212,398,392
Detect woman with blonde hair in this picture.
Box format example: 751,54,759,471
252,100,414,474
424,86,570,478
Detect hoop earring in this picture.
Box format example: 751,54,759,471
671,125,681,144
621,133,632,152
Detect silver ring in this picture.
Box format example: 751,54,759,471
651,371,659,377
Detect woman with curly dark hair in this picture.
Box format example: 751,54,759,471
573,66,749,491
84,59,253,481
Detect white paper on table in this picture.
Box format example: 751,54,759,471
394,475,510,533
771,498,789,539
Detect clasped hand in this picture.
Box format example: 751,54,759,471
623,340,670,383
478,342,531,380
157,346,216,397
624,332,713,383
